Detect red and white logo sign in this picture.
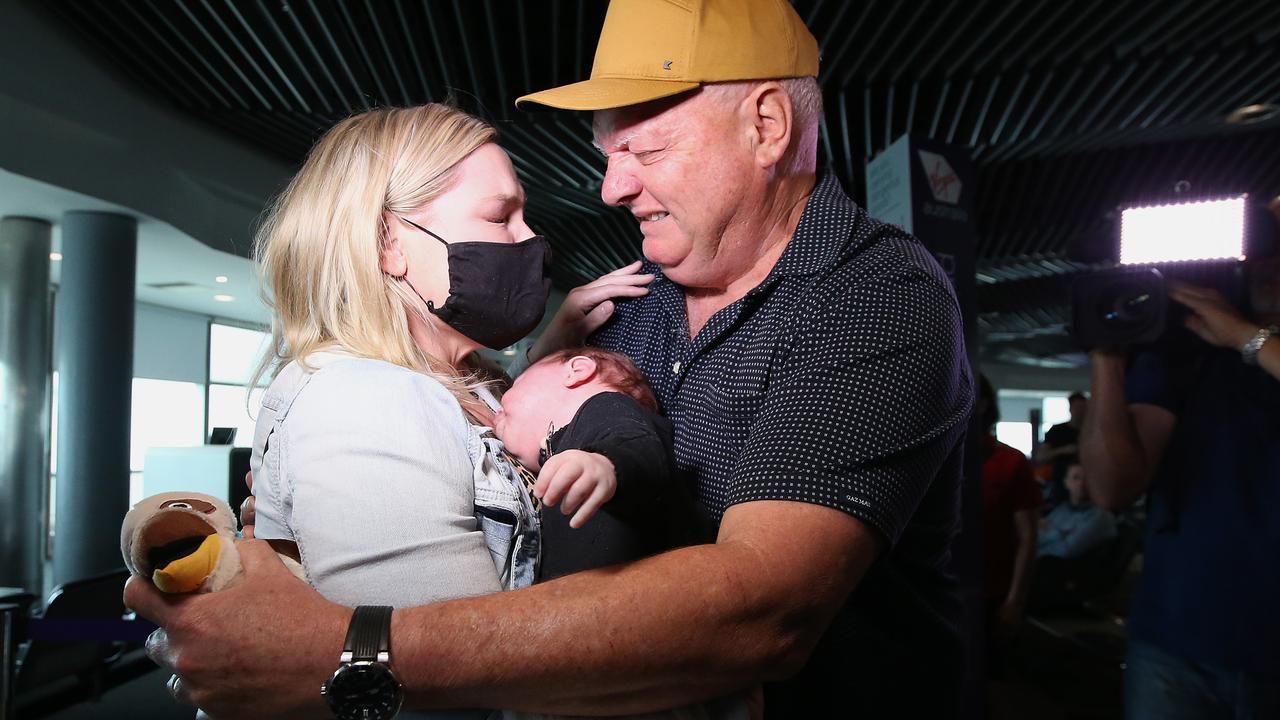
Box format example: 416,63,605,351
917,150,961,205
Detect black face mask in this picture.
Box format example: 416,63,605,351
398,217,553,350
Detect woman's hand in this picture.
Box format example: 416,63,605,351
240,471,255,537
528,261,653,362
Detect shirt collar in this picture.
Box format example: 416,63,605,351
770,171,862,278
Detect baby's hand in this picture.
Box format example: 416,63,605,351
533,450,617,529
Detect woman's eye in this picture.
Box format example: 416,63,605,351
488,217,507,225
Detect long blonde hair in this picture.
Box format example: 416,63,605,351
251,104,497,418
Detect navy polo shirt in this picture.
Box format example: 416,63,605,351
1126,345,1280,673
591,173,973,715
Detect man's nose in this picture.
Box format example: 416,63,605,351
600,157,641,207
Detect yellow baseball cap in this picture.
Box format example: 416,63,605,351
515,0,819,111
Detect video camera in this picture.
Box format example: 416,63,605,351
1070,195,1277,350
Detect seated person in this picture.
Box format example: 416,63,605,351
494,347,707,580
1038,462,1116,559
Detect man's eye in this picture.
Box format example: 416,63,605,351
488,217,507,224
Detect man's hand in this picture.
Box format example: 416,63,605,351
534,450,617,528
125,540,349,718
1170,280,1258,350
528,261,653,362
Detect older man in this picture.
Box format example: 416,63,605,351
127,0,972,716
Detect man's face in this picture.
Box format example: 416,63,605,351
1064,465,1086,500
493,360,567,471
592,89,752,287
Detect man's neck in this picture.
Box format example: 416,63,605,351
683,172,815,337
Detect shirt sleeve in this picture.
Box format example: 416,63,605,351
280,363,502,607
1060,508,1117,558
1011,454,1043,512
727,266,973,544
558,393,675,520
1126,345,1203,414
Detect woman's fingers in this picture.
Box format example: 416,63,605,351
600,260,644,278
239,494,256,530
569,283,649,313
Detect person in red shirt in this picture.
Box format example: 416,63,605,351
978,375,1042,676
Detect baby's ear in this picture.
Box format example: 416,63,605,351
564,355,598,387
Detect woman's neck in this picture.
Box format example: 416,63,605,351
408,316,477,370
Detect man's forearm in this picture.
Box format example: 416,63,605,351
392,521,871,714
1080,353,1149,510
394,546,815,714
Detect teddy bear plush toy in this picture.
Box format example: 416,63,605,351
121,491,304,593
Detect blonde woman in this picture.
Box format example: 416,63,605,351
247,105,548,720
245,105,740,720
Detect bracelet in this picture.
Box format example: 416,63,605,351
1241,325,1279,366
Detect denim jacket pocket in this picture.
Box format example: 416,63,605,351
472,436,540,590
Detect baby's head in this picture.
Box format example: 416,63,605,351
495,347,656,470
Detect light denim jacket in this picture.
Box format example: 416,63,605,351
250,351,538,608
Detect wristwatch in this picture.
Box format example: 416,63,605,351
322,606,404,720
1241,324,1279,366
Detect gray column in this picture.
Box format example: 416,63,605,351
0,217,52,594
52,212,136,585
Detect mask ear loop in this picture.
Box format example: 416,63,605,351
392,214,449,313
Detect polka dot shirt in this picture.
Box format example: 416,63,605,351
591,173,975,712
593,173,974,542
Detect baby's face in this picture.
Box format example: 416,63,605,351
494,360,570,470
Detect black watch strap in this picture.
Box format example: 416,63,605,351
342,605,393,663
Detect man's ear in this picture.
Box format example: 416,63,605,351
743,81,793,170
563,355,599,388
380,211,408,278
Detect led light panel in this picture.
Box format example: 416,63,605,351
1119,196,1246,265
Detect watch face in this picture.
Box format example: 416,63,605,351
324,662,403,720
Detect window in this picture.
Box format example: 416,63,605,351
209,323,273,386
130,379,206,472
1040,396,1072,438
207,384,265,448
207,322,272,447
995,422,1034,457
130,378,205,503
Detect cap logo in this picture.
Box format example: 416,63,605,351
663,60,673,70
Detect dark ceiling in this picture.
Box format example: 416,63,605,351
42,0,1280,366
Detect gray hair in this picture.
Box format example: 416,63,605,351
702,77,823,133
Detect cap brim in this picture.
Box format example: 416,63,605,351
516,77,700,111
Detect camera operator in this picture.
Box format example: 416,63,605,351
1080,254,1280,719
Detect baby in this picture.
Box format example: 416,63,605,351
494,347,704,580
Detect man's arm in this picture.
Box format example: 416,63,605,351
1171,280,1280,381
1079,351,1176,511
126,500,878,718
